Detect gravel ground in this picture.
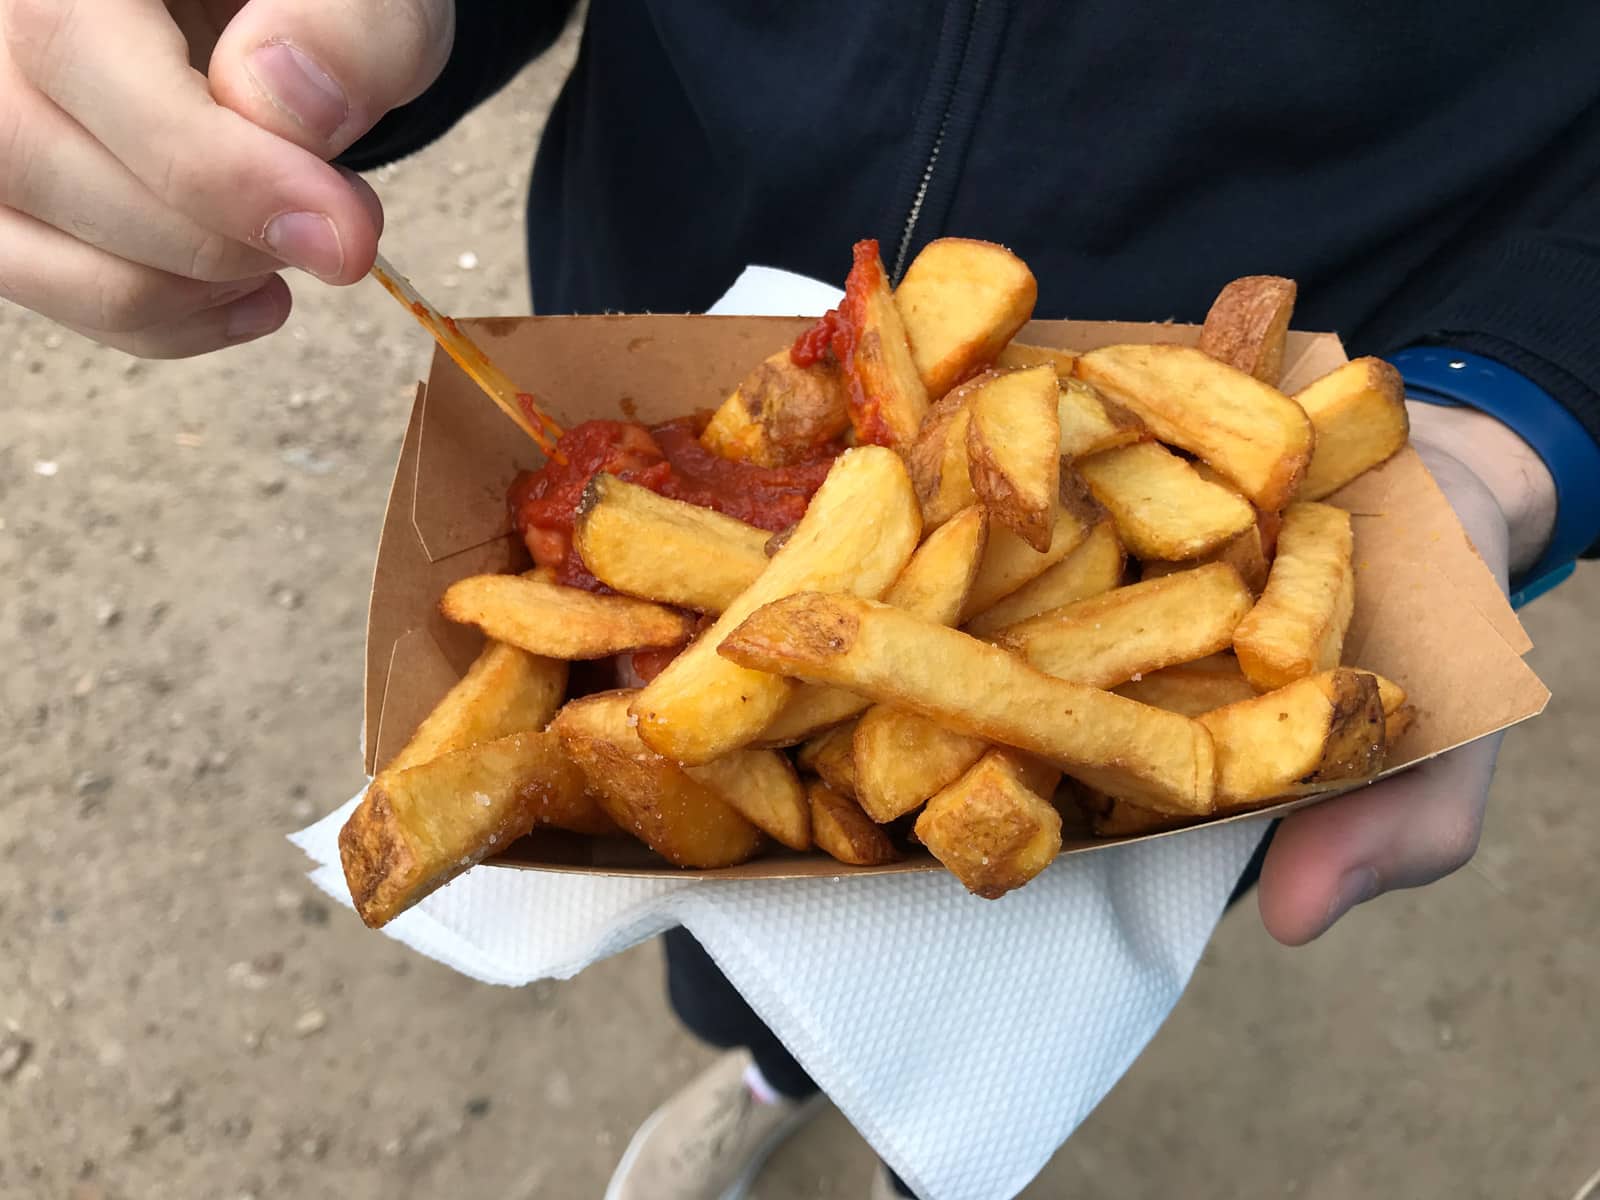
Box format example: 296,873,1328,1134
3,26,1597,1200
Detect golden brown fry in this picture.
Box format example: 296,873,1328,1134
1141,522,1270,595
1199,669,1385,809
1056,377,1145,460
895,238,1038,398
906,390,978,528
796,723,860,799
699,350,850,466
965,365,1062,551
963,520,1125,635
440,573,693,659
994,342,1079,377
915,750,1063,897
1078,441,1256,561
720,593,1216,815
960,472,1102,620
1233,501,1355,691
632,446,921,764
995,563,1254,689
1085,794,1197,838
759,506,988,745
552,692,763,868
1293,357,1410,500
1197,275,1298,385
685,751,810,851
850,245,930,445
1113,653,1259,716
384,640,568,775
1074,343,1314,510
851,705,988,823
573,473,769,613
807,779,899,866
340,730,591,927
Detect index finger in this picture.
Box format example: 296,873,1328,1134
4,0,377,283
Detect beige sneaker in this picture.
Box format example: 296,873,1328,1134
604,1049,821,1200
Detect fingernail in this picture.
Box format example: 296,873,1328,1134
247,42,348,142
1324,866,1381,932
225,287,285,341
263,212,344,279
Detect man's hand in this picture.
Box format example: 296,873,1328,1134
1257,400,1556,944
0,0,453,357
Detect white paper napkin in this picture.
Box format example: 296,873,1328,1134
293,266,1271,1200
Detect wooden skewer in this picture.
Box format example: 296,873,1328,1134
369,252,565,460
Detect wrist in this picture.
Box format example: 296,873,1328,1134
1404,401,1556,577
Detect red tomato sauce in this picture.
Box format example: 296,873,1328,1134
508,416,837,592
788,239,897,447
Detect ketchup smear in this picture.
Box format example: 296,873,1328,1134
788,239,897,447
508,416,836,593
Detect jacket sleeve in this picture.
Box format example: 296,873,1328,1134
337,0,580,172
1379,121,1600,561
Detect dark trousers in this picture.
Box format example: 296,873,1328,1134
664,825,1276,1197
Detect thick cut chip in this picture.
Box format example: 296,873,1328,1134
384,640,568,775
851,705,989,823
994,342,1078,377
895,238,1038,398
906,390,979,527
796,722,860,799
1233,501,1355,691
964,520,1125,635
759,505,987,745
685,751,810,851
574,474,769,613
995,563,1254,689
440,573,693,659
340,731,593,927
699,350,851,466
552,692,762,868
965,365,1063,551
1293,357,1410,500
1113,653,1260,716
1078,441,1256,561
632,446,921,764
1074,343,1314,510
961,472,1102,620
721,593,1216,815
1197,275,1298,385
807,780,899,866
846,243,930,446
915,750,1064,898
1141,522,1270,595
1057,377,1145,460
1200,669,1385,809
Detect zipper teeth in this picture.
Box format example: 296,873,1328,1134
892,122,950,281
892,0,986,282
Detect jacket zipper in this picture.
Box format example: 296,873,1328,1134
891,0,986,283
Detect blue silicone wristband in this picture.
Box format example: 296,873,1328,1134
1387,347,1598,609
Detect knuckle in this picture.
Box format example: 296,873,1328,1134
92,265,167,334
3,0,78,88
187,230,245,283
382,0,454,92
1429,814,1483,878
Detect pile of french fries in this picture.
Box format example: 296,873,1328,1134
340,240,1416,926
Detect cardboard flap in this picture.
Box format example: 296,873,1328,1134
362,314,1549,877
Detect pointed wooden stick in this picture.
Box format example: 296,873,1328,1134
369,252,565,459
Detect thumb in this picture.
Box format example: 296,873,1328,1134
208,0,455,158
